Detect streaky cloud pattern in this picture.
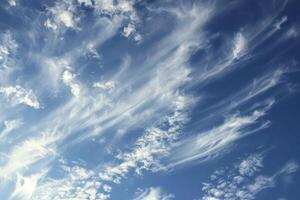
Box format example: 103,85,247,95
0,0,300,200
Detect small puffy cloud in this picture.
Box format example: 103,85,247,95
32,164,102,199
123,24,136,38
62,70,75,83
45,1,79,32
58,10,75,28
93,81,116,91
238,154,263,176
232,33,247,59
122,24,142,42
44,19,58,30
286,27,298,38
69,83,81,97
103,184,112,193
62,70,81,97
200,154,299,200
92,0,135,15
0,85,40,109
83,0,140,41
8,0,16,7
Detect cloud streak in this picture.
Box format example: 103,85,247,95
0,0,298,199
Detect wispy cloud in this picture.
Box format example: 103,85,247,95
0,0,298,199
133,187,174,200
165,102,272,169
0,132,57,179
0,119,22,140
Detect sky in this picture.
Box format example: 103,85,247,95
0,0,300,200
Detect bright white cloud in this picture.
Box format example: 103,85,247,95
10,172,46,200
45,1,78,32
8,0,16,7
233,33,247,59
239,154,263,176
0,133,57,179
58,10,75,28
200,155,299,200
0,85,40,109
62,70,81,97
122,23,142,42
134,187,174,200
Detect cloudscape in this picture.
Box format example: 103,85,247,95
0,0,300,199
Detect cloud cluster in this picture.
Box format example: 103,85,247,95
0,85,40,109
200,154,299,200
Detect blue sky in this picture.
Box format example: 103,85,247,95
0,0,300,199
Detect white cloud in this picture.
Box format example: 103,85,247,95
92,0,135,15
44,19,58,30
98,94,189,185
62,70,81,97
0,132,57,180
200,155,299,200
123,24,136,38
10,172,46,200
274,16,288,30
233,32,247,59
103,184,112,193
31,164,102,200
8,0,16,7
83,0,140,40
134,187,174,200
122,23,142,42
0,85,40,109
239,154,263,176
45,1,79,32
165,105,271,169
93,81,116,91
0,31,18,71
58,10,75,28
